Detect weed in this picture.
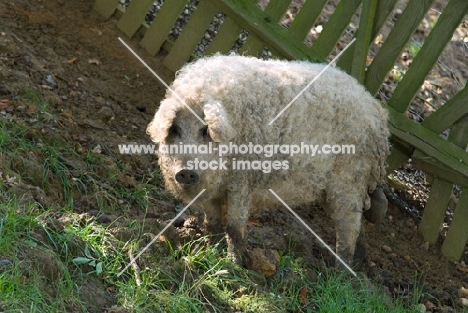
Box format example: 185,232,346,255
409,42,422,57
72,246,104,275
122,75,132,85
42,147,73,206
0,199,84,312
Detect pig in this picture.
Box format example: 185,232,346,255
147,54,390,268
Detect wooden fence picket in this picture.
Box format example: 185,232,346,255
365,0,435,96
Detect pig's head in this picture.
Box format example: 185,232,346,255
147,97,237,201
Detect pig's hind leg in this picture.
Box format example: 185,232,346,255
225,186,251,266
327,182,365,269
334,209,362,268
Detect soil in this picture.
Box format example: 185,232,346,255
0,0,467,312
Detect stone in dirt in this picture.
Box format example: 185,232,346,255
246,248,280,277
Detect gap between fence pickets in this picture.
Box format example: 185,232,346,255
117,37,357,278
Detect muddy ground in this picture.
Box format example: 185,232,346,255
0,0,467,312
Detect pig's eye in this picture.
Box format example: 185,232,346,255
168,125,181,139
201,126,210,140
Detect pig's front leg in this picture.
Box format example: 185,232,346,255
226,186,251,266
202,197,227,243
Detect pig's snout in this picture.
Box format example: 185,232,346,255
175,169,199,188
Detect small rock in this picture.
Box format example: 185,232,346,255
425,300,436,311
418,303,426,313
303,268,318,283
405,218,415,228
0,259,12,268
97,214,113,224
441,306,454,313
91,144,102,154
45,74,57,87
88,209,99,217
97,106,114,123
75,142,86,154
419,241,429,252
381,245,392,253
183,215,199,229
246,248,280,277
459,287,468,298
107,305,130,313
88,58,101,65
364,187,388,223
461,298,468,307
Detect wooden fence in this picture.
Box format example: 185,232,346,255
92,0,468,261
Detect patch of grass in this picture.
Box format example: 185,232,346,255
67,217,125,273
112,235,422,313
42,146,74,205
0,192,423,313
0,90,81,206
0,199,85,312
309,270,417,313
0,119,33,154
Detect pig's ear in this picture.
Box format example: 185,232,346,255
146,103,177,143
203,101,236,142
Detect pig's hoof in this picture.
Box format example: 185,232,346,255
364,187,388,223
228,249,248,267
352,241,367,270
229,252,244,266
334,249,354,272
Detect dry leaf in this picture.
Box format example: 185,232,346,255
63,57,79,64
0,99,13,108
300,286,309,305
28,105,37,113
457,266,468,273
246,217,262,227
